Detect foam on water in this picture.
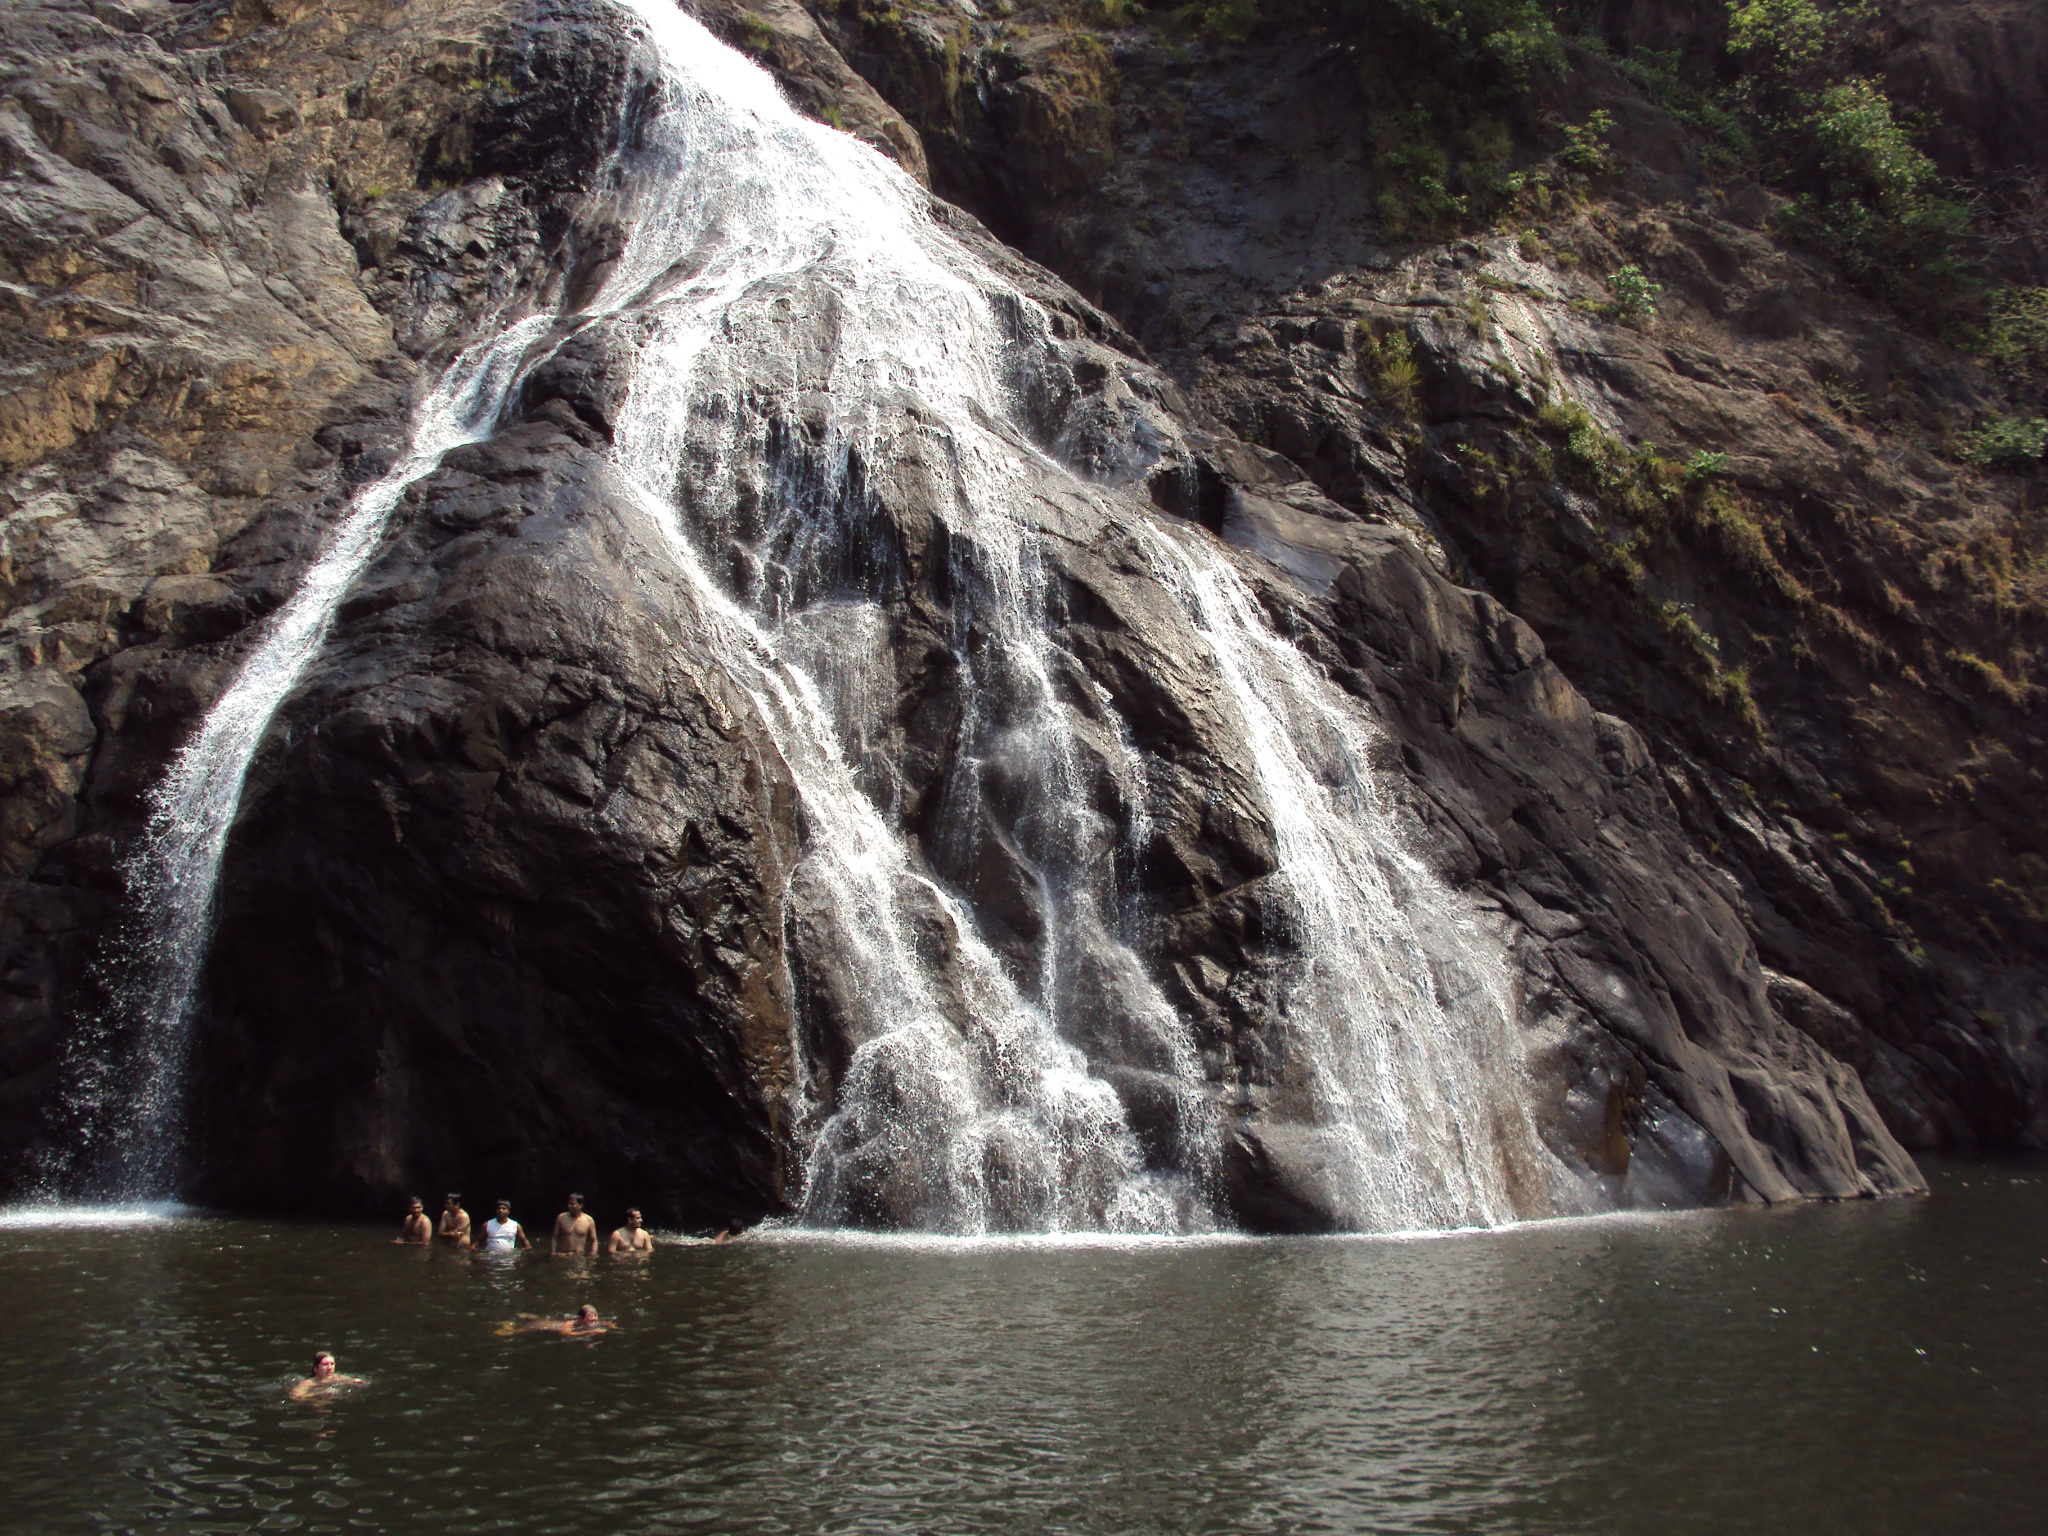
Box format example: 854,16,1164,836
0,1202,192,1230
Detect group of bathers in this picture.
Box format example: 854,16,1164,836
396,1191,685,1254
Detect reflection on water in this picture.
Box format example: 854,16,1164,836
0,1162,2042,1534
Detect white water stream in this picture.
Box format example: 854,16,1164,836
92,0,1542,1231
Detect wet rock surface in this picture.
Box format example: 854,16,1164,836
0,0,629,1186
0,0,2014,1225
746,1,2047,1156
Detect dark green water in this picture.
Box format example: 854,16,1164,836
1,1160,2042,1535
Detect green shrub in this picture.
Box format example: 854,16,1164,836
1727,0,1851,78
1483,10,1565,92
1373,140,1469,236
1715,0,1973,318
1186,0,1261,43
1956,415,2048,470
1559,109,1614,174
1085,0,1140,24
1808,79,1933,209
1984,287,2048,392
1609,264,1662,323
1358,325,1422,416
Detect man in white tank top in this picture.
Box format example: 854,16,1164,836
481,1201,532,1251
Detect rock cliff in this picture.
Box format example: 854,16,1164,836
1,0,2035,1229
711,0,2048,1156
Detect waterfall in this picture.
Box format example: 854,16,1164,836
75,324,555,1193
87,0,1543,1231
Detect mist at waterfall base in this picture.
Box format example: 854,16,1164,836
0,1160,2041,1535
66,0,1552,1233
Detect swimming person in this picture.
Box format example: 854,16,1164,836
551,1194,598,1255
288,1351,362,1400
524,1305,610,1337
482,1201,532,1251
608,1209,654,1255
438,1194,472,1248
393,1197,431,1245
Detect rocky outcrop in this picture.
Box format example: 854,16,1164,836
0,0,1983,1225
0,0,621,1182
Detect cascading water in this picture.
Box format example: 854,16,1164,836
66,323,553,1194
87,0,1545,1231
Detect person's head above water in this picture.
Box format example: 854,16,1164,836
445,1193,461,1208
311,1351,336,1381
406,1197,423,1213
625,1209,642,1227
567,1194,584,1211
577,1305,599,1323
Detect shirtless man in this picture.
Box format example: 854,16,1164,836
608,1208,654,1256
288,1351,363,1400
525,1304,609,1337
551,1193,598,1255
393,1197,432,1245
437,1194,472,1248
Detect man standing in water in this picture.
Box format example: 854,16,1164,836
394,1197,431,1245
289,1351,362,1400
438,1194,471,1248
551,1194,598,1255
608,1209,654,1255
482,1200,532,1251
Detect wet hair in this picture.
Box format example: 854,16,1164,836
578,1305,598,1319
568,1193,584,1204
314,1351,335,1367
407,1196,423,1207
446,1193,461,1203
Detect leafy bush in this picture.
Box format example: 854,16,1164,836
1609,264,1662,323
1558,110,1614,174
1184,0,1261,43
1807,78,1933,208
1169,0,1576,239
1983,287,2048,393
1482,8,1566,92
1956,415,2048,470
1370,117,1469,236
1718,0,1971,317
1726,0,1851,80
1357,324,1422,416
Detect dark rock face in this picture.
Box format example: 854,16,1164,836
0,0,631,1188
190,419,799,1226
0,0,1960,1226
751,1,2048,1156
